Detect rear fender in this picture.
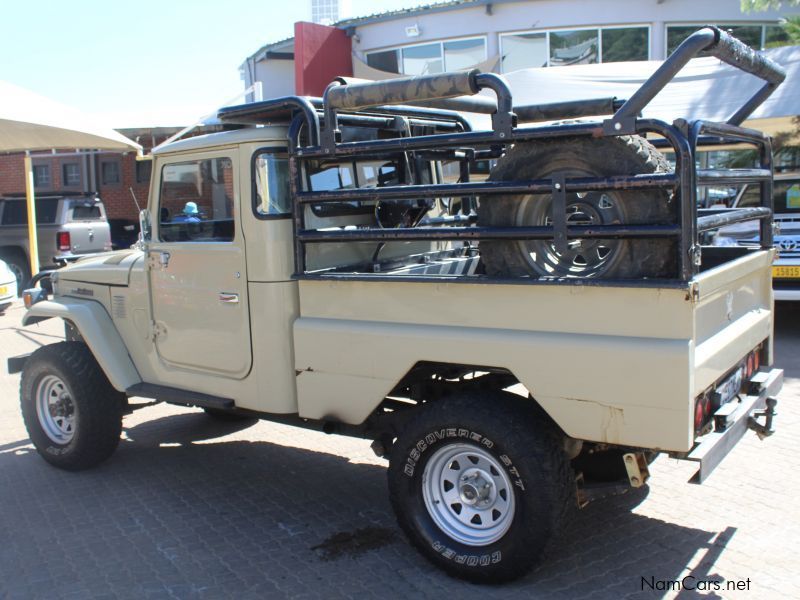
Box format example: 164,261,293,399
22,299,141,392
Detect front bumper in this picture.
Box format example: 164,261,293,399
0,277,17,305
683,367,782,484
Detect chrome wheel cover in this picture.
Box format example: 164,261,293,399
422,443,516,547
35,374,75,444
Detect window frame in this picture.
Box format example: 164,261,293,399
365,35,488,75
156,153,237,244
251,147,292,221
664,22,781,55
499,24,651,72
62,162,82,188
100,159,122,186
135,159,153,184
32,163,51,187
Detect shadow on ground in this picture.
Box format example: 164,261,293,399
0,410,734,599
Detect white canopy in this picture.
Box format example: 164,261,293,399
467,46,800,138
0,81,141,282
0,81,141,153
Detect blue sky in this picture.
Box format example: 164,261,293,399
0,0,429,127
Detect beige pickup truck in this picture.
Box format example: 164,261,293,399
9,27,785,583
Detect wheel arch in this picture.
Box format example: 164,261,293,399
22,299,141,392
0,244,28,257
352,359,565,441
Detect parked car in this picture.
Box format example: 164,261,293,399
0,259,17,314
713,173,800,300
0,194,112,290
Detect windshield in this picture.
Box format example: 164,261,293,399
738,180,800,213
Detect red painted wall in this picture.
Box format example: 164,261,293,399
294,21,352,96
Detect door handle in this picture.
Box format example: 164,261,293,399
219,293,239,304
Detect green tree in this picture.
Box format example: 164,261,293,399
742,0,800,10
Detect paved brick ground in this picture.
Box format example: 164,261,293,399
1,300,798,599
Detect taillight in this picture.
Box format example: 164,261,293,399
694,396,708,432
57,231,71,252
754,350,761,372
746,355,754,379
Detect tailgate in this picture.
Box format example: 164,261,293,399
66,202,111,255
692,249,775,396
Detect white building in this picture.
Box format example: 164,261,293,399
243,0,796,98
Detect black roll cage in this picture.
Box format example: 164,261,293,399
218,26,786,286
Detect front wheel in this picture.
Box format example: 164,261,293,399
20,342,124,471
388,391,575,583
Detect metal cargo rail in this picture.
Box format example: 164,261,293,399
219,26,786,285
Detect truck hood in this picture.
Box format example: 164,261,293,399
55,250,143,286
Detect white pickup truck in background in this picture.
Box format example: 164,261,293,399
0,194,112,290
714,173,800,301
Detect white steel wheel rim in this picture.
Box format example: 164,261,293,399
35,374,76,444
422,443,516,547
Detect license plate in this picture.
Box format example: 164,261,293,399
772,266,800,279
713,368,744,410
0,286,6,296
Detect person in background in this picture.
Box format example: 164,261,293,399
173,201,201,223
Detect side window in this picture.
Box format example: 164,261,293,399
0,198,59,225
253,151,291,217
159,157,235,242
305,159,403,218
70,203,103,221
737,185,760,208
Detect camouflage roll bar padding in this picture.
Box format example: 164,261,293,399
325,70,481,112
333,77,497,114
702,26,786,86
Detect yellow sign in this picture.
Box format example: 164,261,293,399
773,266,800,279
0,286,6,295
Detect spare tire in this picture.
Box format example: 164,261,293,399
479,135,676,279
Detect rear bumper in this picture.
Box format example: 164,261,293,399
774,288,800,301
683,367,782,484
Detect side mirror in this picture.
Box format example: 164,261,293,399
138,208,152,244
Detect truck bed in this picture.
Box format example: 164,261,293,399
292,248,774,453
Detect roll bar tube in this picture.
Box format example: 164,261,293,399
609,26,786,132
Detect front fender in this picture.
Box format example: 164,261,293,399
23,299,141,392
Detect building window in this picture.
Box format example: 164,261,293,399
32,164,50,187
366,37,487,75
101,161,121,185
666,23,784,55
136,160,152,184
402,43,443,75
443,38,487,71
501,26,649,72
63,163,81,187
602,27,649,63
367,49,400,73
549,29,599,66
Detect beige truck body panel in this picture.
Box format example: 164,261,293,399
293,250,774,453
23,297,141,391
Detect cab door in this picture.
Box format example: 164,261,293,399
147,151,252,378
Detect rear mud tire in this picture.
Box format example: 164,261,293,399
388,391,575,583
20,342,123,471
479,135,676,279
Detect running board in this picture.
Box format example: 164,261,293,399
126,383,234,410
